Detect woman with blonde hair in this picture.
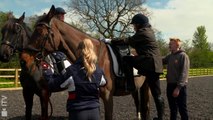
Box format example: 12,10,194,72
60,38,107,120
77,38,98,81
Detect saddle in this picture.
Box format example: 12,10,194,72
106,43,137,95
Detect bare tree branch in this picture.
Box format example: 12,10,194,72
67,0,148,38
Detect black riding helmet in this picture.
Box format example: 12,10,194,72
130,13,149,25
55,7,66,14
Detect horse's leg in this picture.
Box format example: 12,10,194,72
132,79,150,120
40,88,49,120
139,81,150,120
132,90,140,119
100,87,113,120
23,88,34,120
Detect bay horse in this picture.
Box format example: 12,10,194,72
27,5,150,120
0,13,53,120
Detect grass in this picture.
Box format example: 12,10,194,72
0,78,14,82
0,84,17,88
0,78,20,88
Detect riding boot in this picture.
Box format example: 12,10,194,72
124,64,135,92
153,96,165,120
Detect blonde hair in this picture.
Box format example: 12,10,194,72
169,38,181,48
77,39,97,80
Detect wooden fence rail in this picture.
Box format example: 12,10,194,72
160,68,213,78
0,68,21,87
0,68,213,88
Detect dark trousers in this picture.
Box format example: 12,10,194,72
123,56,162,97
146,73,164,120
69,108,100,120
123,56,164,119
167,84,188,120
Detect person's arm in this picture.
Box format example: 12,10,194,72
111,38,127,45
60,76,76,91
177,53,190,89
162,55,169,65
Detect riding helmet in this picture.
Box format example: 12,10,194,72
130,13,149,25
55,7,66,14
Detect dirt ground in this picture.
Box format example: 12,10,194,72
0,76,212,120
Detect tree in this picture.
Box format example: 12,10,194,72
190,26,212,68
192,26,210,51
67,0,148,38
181,39,192,54
209,42,213,51
154,30,169,56
27,15,40,29
0,11,13,40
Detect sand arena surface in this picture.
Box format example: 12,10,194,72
0,76,212,120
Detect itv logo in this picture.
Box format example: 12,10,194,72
1,95,7,117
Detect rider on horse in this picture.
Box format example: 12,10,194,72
54,7,66,21
112,13,165,120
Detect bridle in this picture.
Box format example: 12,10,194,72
1,22,23,55
33,21,55,61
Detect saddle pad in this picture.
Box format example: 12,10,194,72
106,44,139,77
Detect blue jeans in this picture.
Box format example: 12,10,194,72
167,83,188,120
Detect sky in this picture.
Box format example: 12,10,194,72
0,0,212,43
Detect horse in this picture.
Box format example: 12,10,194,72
27,5,151,120
0,13,54,120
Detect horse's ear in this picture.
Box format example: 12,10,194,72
46,5,55,22
18,12,25,23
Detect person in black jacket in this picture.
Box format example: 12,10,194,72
112,13,164,120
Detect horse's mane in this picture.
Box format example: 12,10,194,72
35,14,46,25
21,22,32,39
35,14,97,41
59,19,96,40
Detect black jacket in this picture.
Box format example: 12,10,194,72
126,27,163,73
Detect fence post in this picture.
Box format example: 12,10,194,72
15,69,19,87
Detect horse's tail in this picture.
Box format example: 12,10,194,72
48,98,53,119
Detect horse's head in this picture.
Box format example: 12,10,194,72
0,12,31,62
29,5,59,53
29,5,78,62
30,5,102,64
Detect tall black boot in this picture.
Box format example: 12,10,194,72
153,96,165,120
124,64,135,92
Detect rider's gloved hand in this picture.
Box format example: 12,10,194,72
111,38,126,45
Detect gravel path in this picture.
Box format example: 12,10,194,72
0,76,213,120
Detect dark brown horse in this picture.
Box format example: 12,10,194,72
0,13,52,120
27,5,150,120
